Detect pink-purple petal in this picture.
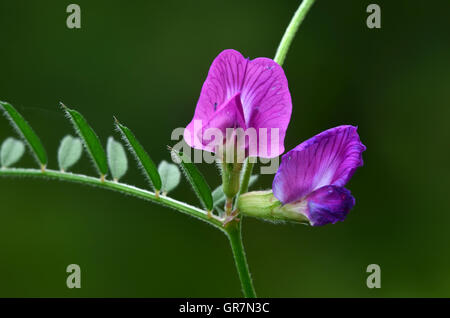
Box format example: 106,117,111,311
305,185,355,226
200,92,246,145
272,125,366,204
184,49,292,158
241,57,292,157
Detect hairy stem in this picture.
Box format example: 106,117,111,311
238,160,254,196
0,168,224,231
274,0,316,66
225,197,233,216
226,221,256,298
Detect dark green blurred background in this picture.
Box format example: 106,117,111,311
1,0,449,297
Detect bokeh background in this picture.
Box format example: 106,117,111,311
1,0,449,297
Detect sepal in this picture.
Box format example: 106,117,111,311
238,190,309,224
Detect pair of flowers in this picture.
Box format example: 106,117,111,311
184,49,366,226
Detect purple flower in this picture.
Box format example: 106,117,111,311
272,125,366,226
184,49,292,159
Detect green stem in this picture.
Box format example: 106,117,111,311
0,168,224,231
235,159,254,209
274,0,316,66
226,222,256,298
238,159,254,196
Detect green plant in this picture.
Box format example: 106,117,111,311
0,1,317,298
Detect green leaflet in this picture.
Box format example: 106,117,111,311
0,101,47,168
114,118,162,191
107,136,128,181
171,149,213,211
1,137,25,168
158,160,181,194
58,135,83,172
61,103,108,178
